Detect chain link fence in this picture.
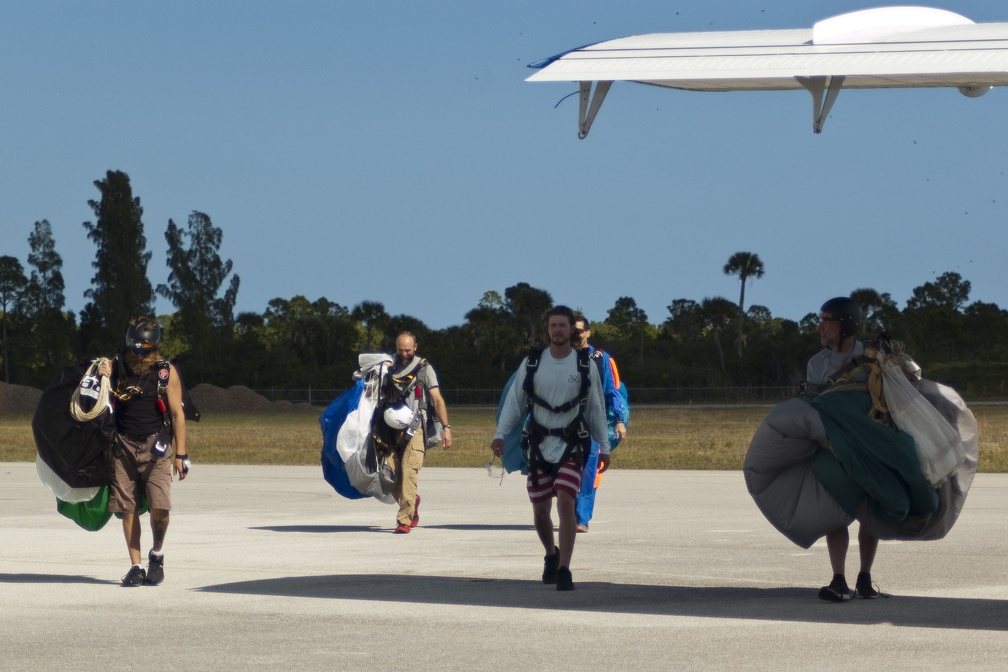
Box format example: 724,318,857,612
253,386,797,408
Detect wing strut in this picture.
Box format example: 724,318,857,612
797,76,846,134
578,81,612,139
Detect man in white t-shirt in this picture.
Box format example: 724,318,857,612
491,305,610,591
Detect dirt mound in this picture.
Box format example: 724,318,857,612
0,381,312,416
0,381,42,415
188,384,314,415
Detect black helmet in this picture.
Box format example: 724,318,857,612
125,318,161,352
820,297,862,340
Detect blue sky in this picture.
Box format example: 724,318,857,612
2,1,1006,330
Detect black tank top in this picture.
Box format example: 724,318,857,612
113,360,165,436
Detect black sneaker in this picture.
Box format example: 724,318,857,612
121,565,146,587
856,572,879,599
556,566,574,592
144,551,165,586
817,574,851,602
542,546,559,584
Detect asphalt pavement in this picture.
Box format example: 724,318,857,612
2,462,1006,671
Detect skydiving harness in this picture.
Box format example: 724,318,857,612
372,357,429,456
796,343,870,400
392,357,428,445
798,336,912,427
520,346,592,485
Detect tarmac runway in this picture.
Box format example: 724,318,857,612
2,462,1007,671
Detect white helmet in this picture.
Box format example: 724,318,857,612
383,404,414,430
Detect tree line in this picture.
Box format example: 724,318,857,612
2,170,1007,399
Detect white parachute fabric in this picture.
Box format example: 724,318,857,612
35,454,101,504
354,353,394,381
859,379,978,541
882,359,965,486
335,383,379,464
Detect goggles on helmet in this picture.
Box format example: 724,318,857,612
128,340,157,356
125,321,161,354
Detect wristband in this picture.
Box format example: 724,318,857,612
443,424,451,429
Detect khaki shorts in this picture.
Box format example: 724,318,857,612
108,434,173,513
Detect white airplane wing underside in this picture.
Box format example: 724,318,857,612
526,7,1008,134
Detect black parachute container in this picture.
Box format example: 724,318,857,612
32,362,117,489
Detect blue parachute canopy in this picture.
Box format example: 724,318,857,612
319,380,368,500
495,372,528,474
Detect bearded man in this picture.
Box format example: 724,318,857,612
491,306,610,591
97,316,189,587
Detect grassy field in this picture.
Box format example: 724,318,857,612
3,404,1007,472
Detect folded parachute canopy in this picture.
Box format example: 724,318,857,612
744,381,977,548
55,486,114,532
32,362,117,492
319,354,396,504
32,360,155,531
36,454,100,504
495,371,527,474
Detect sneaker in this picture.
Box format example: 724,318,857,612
576,524,588,533
542,546,559,584
394,523,411,534
557,566,574,591
121,565,146,587
144,551,165,586
411,494,421,528
856,572,879,599
817,574,851,602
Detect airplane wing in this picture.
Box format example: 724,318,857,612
525,7,1008,134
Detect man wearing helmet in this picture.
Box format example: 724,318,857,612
384,331,452,534
807,297,866,388
807,297,881,602
97,317,189,587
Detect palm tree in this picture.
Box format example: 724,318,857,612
700,296,737,376
722,251,765,355
351,300,387,351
